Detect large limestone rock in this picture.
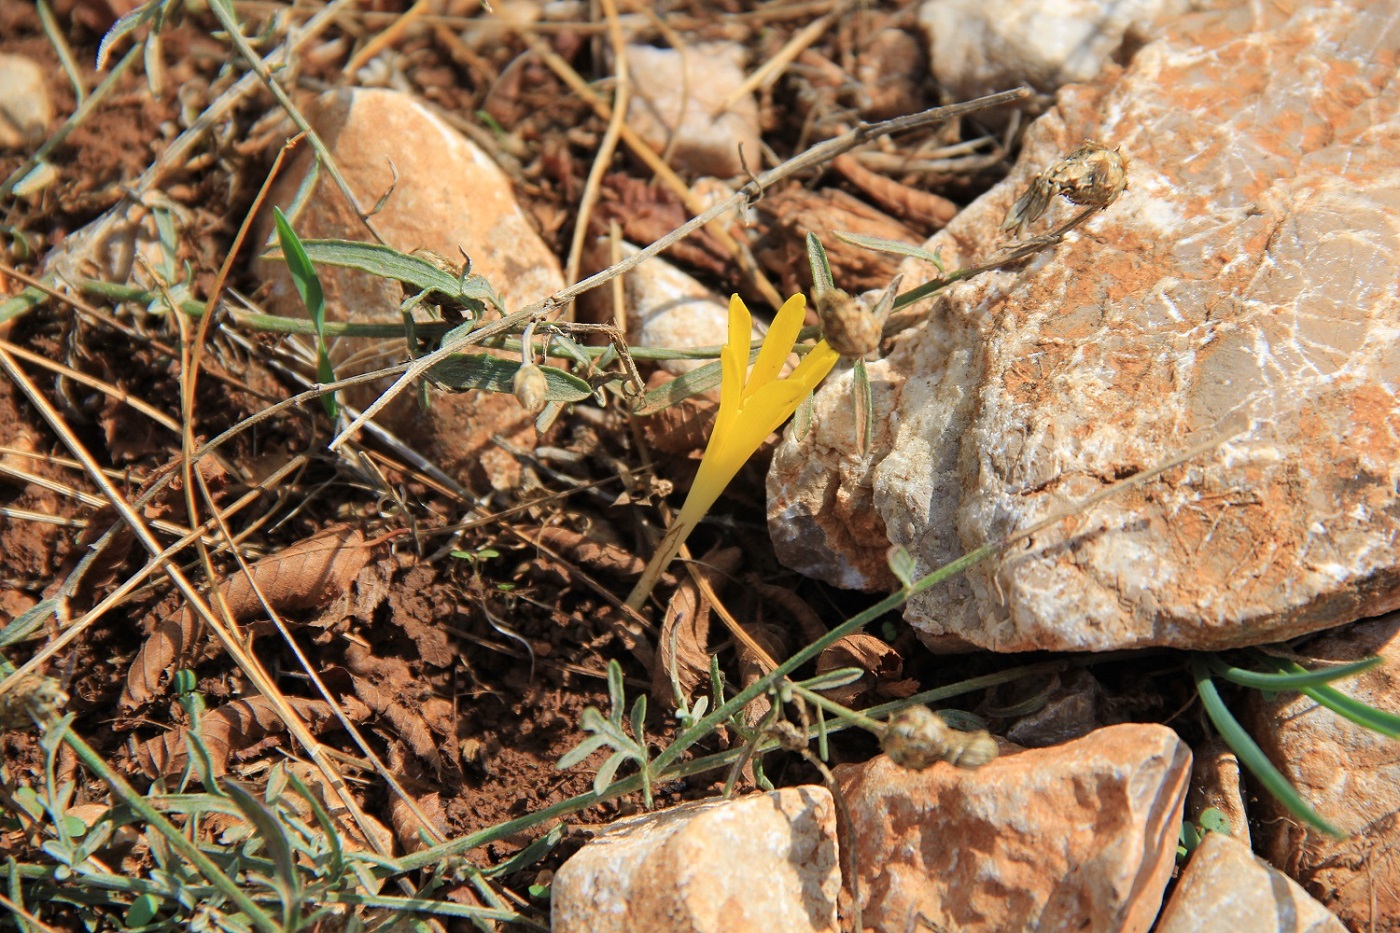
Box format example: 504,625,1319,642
255,88,564,490
260,88,562,322
1245,615,1400,931
1155,832,1345,933
770,0,1400,652
836,723,1189,932
551,786,840,933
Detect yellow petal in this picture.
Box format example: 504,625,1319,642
786,338,840,389
747,293,806,398
716,294,750,441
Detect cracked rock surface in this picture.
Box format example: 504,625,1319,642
770,0,1400,652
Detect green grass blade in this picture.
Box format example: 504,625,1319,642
0,598,57,652
1191,656,1345,839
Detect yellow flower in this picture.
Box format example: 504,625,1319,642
626,294,840,610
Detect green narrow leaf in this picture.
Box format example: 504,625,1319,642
556,732,612,771
1215,654,1383,690
271,207,325,333
1191,657,1345,839
806,232,835,295
0,597,58,650
800,668,866,691
297,239,501,312
428,354,592,402
630,694,647,748
834,230,945,271
316,348,339,420
886,545,918,589
284,769,344,882
607,660,626,727
482,824,564,879
97,0,158,70
1298,681,1400,738
224,781,304,908
273,207,338,421
593,750,627,798
853,357,872,453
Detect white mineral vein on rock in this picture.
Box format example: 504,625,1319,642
770,0,1400,651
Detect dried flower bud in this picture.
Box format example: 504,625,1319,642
1003,140,1128,236
0,675,69,729
882,705,999,771
513,363,549,414
816,286,881,358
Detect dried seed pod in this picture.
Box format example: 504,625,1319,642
816,286,881,358
513,363,549,414
1002,140,1128,236
882,705,999,771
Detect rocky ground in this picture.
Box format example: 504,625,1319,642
1,0,1397,930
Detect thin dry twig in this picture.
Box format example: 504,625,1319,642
562,0,630,312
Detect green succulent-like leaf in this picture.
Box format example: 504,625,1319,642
1212,654,1382,690
1191,656,1344,839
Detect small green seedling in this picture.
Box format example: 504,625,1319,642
1177,806,1231,860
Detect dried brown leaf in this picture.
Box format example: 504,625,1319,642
388,787,448,855
751,580,828,646
652,548,742,708
833,154,958,231
755,185,917,295
815,633,905,707
345,645,448,775
642,394,717,456
133,696,353,778
121,525,377,709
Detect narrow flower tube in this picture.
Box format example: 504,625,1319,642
625,294,840,610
